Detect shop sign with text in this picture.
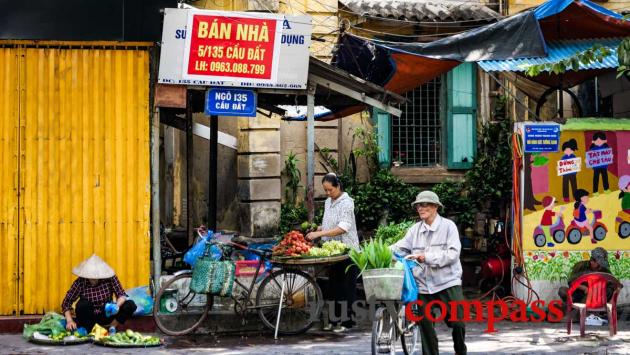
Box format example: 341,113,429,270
159,9,311,89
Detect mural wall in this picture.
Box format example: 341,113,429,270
521,120,630,282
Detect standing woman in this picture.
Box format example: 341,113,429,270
306,173,360,333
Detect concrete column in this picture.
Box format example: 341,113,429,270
237,115,282,237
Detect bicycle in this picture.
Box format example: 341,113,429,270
371,301,420,355
370,254,421,354
153,238,324,336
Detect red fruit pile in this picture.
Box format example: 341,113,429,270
272,230,313,257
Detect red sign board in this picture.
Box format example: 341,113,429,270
183,12,281,83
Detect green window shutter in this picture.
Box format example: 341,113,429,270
446,63,477,169
373,108,391,168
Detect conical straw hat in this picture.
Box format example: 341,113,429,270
72,254,115,279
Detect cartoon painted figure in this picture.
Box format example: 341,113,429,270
567,189,607,244
616,175,630,239
532,196,566,247
619,175,630,213
540,196,566,235
589,131,610,194
573,189,594,242
560,139,579,202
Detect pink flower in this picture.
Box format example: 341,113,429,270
533,255,538,260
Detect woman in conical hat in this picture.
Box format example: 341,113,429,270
61,254,137,333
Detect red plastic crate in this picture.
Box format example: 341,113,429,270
235,260,265,277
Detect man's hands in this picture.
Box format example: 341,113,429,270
405,254,425,263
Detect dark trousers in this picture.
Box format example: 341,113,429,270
328,259,359,328
558,286,585,305
562,174,577,200
418,286,467,355
593,168,609,193
75,298,137,331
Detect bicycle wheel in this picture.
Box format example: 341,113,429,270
400,304,421,355
372,306,397,355
256,269,323,335
153,272,213,335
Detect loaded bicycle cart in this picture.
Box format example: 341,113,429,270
152,228,350,338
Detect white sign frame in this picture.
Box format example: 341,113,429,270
158,8,311,89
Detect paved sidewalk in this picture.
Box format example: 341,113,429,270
1,321,628,354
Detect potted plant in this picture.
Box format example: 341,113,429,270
348,239,404,301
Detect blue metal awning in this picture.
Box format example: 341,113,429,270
478,38,620,72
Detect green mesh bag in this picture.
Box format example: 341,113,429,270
190,256,235,296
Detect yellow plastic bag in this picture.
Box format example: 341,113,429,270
89,324,108,340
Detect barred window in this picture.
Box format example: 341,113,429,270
392,77,442,167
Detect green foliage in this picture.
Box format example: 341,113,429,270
524,43,613,77
431,104,512,223
350,169,419,230
318,144,358,193
525,251,630,281
279,204,307,235
351,127,380,176
432,181,474,227
617,37,630,78
348,238,393,272
465,117,513,215
283,151,302,206
319,147,339,172
318,126,416,230
374,221,415,246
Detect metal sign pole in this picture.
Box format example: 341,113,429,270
209,114,218,232
306,84,316,222
186,90,194,245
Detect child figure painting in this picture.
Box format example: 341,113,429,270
540,196,565,239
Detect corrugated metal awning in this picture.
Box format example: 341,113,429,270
340,0,501,22
478,38,621,72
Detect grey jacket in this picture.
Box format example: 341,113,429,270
390,215,462,294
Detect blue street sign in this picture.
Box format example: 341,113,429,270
205,88,257,117
523,124,560,153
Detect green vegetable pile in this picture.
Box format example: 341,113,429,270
348,238,393,272
23,312,66,339
374,221,415,246
100,329,161,346
48,330,88,341
307,240,348,257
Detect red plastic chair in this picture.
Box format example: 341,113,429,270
566,272,623,337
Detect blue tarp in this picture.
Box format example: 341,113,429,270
534,0,624,20
479,38,621,73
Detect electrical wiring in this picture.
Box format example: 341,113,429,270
470,130,539,321
349,25,468,38
337,8,504,25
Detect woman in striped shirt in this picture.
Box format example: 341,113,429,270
306,173,360,333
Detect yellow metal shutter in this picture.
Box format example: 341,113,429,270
19,45,151,314
0,47,20,315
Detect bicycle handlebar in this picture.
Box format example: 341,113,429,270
204,239,273,259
